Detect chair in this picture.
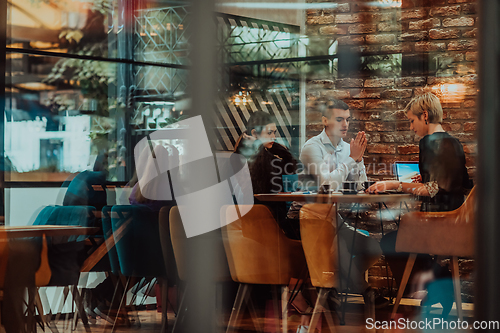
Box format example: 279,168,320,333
166,206,231,332
299,203,340,333
110,205,167,330
221,204,307,333
392,187,476,320
32,205,97,333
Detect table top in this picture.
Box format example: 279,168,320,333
254,192,413,204
0,225,101,238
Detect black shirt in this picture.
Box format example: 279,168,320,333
419,132,472,212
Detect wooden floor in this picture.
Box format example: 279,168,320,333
38,296,474,333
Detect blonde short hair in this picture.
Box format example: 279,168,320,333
404,92,443,124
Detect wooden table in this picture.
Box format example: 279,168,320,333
255,192,413,324
0,225,100,238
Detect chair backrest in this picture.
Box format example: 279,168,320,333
101,205,120,275
0,230,8,288
221,204,306,285
158,206,179,283
396,186,476,257
111,205,166,278
299,203,338,288
32,205,95,286
169,206,231,282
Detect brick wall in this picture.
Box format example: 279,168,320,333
306,0,477,180
306,0,477,300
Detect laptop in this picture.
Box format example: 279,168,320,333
393,161,420,182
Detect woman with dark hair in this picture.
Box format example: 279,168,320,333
234,111,297,196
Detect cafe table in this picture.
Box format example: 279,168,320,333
255,192,413,324
0,225,100,238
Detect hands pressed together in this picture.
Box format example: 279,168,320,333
349,131,367,163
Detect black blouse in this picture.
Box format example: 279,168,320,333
419,132,473,212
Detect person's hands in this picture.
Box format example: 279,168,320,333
411,174,422,183
366,180,399,193
349,131,367,163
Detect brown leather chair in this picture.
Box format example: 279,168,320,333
168,206,231,332
221,204,307,333
299,203,339,333
392,186,476,320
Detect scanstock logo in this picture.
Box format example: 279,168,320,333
134,116,254,238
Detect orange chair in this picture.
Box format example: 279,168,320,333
167,206,232,332
221,204,307,333
392,187,476,320
299,203,340,333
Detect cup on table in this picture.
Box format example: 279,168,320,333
342,181,360,194
319,184,330,194
364,180,376,191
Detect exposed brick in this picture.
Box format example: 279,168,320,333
352,2,383,12
309,79,334,89
398,144,419,154
462,3,477,15
381,45,403,53
448,110,476,120
319,25,347,35
366,133,381,143
400,9,427,20
337,35,365,45
409,18,440,30
322,89,351,99
365,122,396,132
364,78,395,88
345,99,365,110
307,15,335,25
350,45,381,54
367,143,396,154
448,40,478,51
348,24,377,35
429,5,461,17
336,78,364,88
397,77,427,87
306,124,324,133
463,99,476,108
351,111,379,121
398,31,428,41
397,122,411,131
334,3,351,13
464,122,477,132
415,41,446,52
335,14,363,24
306,111,322,123
402,43,413,53
429,28,461,40
378,23,400,32
366,100,397,110
383,110,408,121
442,17,475,27
463,28,478,38
442,122,462,132
381,133,415,143
463,142,477,153
381,89,413,99
351,89,381,99
366,34,396,45
448,0,475,3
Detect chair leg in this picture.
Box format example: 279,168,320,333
111,277,131,333
247,296,262,332
391,253,417,317
281,286,289,333
308,288,330,333
451,256,463,320
160,278,169,333
272,287,280,333
172,284,187,333
226,284,251,333
70,285,91,333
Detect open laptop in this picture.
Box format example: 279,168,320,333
394,161,420,183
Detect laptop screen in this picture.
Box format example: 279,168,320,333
394,162,420,182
